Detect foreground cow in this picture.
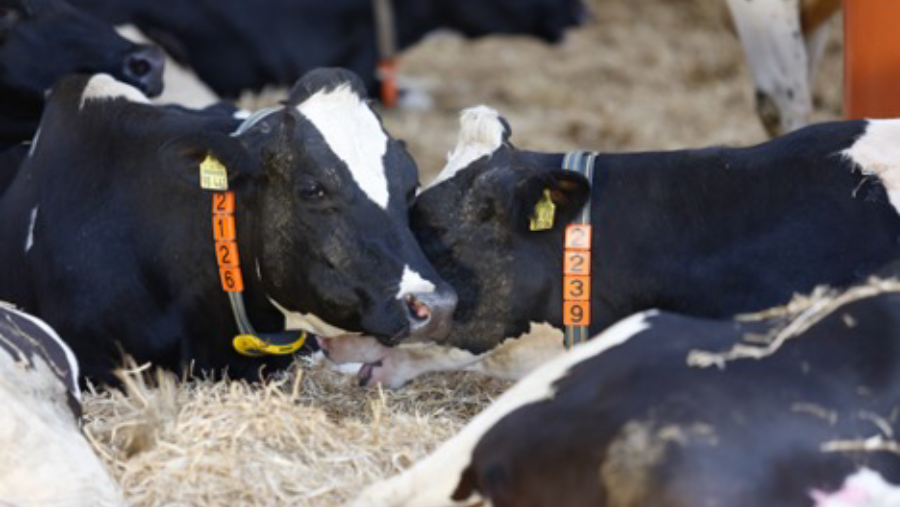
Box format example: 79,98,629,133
0,0,164,152
349,274,900,507
0,69,456,384
0,303,124,506
321,106,900,387
69,0,584,98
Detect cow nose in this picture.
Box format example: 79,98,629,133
122,45,165,98
403,286,458,342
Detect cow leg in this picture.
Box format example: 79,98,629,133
321,324,565,388
724,0,812,136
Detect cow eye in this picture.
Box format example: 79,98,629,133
297,180,325,200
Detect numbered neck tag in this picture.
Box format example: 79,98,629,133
212,191,243,292
561,151,597,349
210,191,308,357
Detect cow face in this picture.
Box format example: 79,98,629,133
435,0,587,43
0,0,163,98
235,68,457,345
411,107,589,350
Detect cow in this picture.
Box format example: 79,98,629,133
319,105,900,388
0,302,125,506
0,0,165,153
0,68,457,385
67,0,585,99
725,0,841,136
347,273,900,507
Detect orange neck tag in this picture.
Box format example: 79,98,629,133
212,191,243,292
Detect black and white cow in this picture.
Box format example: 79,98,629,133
0,69,456,385
348,273,900,507
68,0,585,99
320,106,900,387
725,0,841,136
0,303,124,505
0,0,164,153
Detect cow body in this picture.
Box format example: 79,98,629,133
0,70,455,384
0,303,124,506
69,0,584,98
322,106,900,387
349,275,900,507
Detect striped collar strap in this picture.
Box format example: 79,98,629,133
561,151,597,349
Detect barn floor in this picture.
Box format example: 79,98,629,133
83,0,844,505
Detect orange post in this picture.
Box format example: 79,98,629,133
844,1,900,119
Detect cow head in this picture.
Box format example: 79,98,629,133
231,68,457,345
0,0,163,99
411,106,590,350
433,0,587,43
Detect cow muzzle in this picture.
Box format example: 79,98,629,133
401,285,457,342
122,44,165,98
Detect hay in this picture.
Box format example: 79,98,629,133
83,358,510,506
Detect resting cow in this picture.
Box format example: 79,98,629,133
0,302,124,506
321,106,900,387
349,273,900,507
68,0,585,99
0,69,456,384
0,0,164,153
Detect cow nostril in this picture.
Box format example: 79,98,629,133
405,294,431,322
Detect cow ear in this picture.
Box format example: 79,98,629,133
159,132,258,191
516,169,591,233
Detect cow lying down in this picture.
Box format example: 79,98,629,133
347,272,900,507
320,105,900,388
0,69,456,385
0,303,124,506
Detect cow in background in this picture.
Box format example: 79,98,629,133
320,105,900,387
725,0,841,136
348,272,900,507
0,69,456,385
0,303,124,506
0,0,164,151
68,0,585,100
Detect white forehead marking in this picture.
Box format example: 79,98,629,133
24,205,38,254
425,105,506,190
842,119,900,215
297,84,390,209
396,266,436,299
79,73,150,110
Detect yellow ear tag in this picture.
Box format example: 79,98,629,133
200,154,229,191
530,189,556,231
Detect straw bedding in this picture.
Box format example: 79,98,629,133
81,0,844,504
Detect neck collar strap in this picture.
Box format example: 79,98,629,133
561,151,597,349
210,187,309,356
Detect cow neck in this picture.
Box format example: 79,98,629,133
209,185,311,357
560,151,597,349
